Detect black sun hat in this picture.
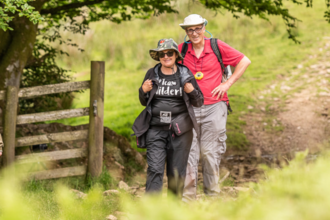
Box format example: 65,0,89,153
149,38,183,62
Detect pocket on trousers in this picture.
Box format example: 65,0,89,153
218,131,227,154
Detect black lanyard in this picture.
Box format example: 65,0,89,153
193,56,204,73
193,47,205,73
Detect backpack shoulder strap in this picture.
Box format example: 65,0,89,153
181,42,188,65
210,38,228,81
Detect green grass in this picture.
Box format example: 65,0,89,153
23,165,118,192
122,150,330,220
1,147,330,219
0,165,120,220
52,0,330,150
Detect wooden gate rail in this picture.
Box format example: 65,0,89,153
31,166,87,180
0,108,89,126
15,130,89,147
0,81,90,100
16,148,87,164
1,61,105,180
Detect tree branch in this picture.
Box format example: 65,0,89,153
40,0,104,15
30,0,50,12
25,53,51,69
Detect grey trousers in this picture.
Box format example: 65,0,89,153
182,102,227,201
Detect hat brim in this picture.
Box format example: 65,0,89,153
179,22,205,29
149,48,183,62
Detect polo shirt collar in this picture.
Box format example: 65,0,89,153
187,38,212,58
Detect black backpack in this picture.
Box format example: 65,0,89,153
181,38,229,81
181,38,232,113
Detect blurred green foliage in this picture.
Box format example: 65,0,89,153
122,151,330,220
22,165,118,192
0,165,120,219
0,149,330,219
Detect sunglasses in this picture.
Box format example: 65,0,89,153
159,51,175,58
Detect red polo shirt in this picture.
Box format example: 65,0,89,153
178,39,244,105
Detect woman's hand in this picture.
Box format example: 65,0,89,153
184,82,194,93
142,79,153,93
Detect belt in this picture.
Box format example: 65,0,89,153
149,125,171,131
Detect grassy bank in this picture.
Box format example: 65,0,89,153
1,148,330,219
123,150,330,220
53,0,329,150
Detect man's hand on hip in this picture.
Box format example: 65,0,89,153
211,82,231,100
211,56,251,100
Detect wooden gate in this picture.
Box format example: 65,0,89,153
0,61,105,180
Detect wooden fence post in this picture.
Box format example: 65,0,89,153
3,86,18,167
87,61,105,178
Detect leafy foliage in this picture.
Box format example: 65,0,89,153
20,41,73,114
6,0,177,113
0,0,43,31
200,0,330,43
325,0,330,23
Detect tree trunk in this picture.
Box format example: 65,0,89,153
0,0,47,166
0,0,47,90
0,18,37,89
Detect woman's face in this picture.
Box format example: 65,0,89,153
159,49,178,68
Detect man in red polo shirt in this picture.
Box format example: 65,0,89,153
178,14,251,201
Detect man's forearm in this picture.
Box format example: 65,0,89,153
226,56,251,87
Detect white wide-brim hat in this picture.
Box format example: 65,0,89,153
179,14,207,29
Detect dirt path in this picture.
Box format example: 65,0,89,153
243,37,330,156
200,37,330,187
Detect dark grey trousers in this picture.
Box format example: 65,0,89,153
145,128,193,197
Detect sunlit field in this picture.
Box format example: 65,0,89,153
53,0,329,150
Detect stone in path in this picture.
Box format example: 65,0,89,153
106,215,117,220
118,181,129,191
103,190,120,196
70,189,87,199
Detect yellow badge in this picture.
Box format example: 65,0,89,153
195,72,204,80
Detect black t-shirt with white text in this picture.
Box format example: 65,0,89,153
150,68,187,125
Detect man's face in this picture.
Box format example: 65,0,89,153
185,25,205,45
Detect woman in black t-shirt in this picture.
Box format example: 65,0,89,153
133,38,204,197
